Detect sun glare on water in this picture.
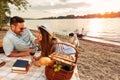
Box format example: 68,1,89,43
87,19,103,37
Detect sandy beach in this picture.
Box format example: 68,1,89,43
0,30,120,80
54,33,120,80
77,40,120,80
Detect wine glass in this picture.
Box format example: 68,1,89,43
29,44,38,56
30,51,35,56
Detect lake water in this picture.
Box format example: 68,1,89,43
25,18,120,46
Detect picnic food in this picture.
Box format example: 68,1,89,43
53,64,62,72
37,57,52,66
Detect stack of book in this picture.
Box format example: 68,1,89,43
12,59,30,74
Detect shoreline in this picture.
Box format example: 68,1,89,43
82,39,120,48
83,36,120,47
0,30,120,80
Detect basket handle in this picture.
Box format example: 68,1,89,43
49,42,79,64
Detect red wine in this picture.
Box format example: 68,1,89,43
30,51,35,56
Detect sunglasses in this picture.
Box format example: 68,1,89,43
20,27,26,31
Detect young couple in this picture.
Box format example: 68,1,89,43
3,16,76,66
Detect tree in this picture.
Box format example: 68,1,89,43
0,0,29,30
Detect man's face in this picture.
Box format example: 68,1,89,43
12,22,25,35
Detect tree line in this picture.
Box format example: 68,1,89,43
40,11,120,19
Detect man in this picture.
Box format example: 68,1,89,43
3,16,37,57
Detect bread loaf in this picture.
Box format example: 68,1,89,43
36,57,51,66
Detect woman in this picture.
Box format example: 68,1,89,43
32,24,76,66
31,24,55,66
37,25,55,57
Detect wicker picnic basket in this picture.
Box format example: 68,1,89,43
45,42,78,80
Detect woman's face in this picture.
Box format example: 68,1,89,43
37,29,42,41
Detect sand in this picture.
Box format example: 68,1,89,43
77,40,120,80
55,34,120,80
1,30,120,80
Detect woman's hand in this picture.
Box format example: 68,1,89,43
31,56,36,65
31,56,41,66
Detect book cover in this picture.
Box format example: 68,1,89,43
12,59,29,71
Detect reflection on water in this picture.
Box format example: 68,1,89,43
84,18,120,46
87,19,103,37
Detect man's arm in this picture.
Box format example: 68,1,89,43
8,48,33,57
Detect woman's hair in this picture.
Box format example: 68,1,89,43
38,27,54,56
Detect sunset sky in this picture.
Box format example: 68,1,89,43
10,0,120,18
